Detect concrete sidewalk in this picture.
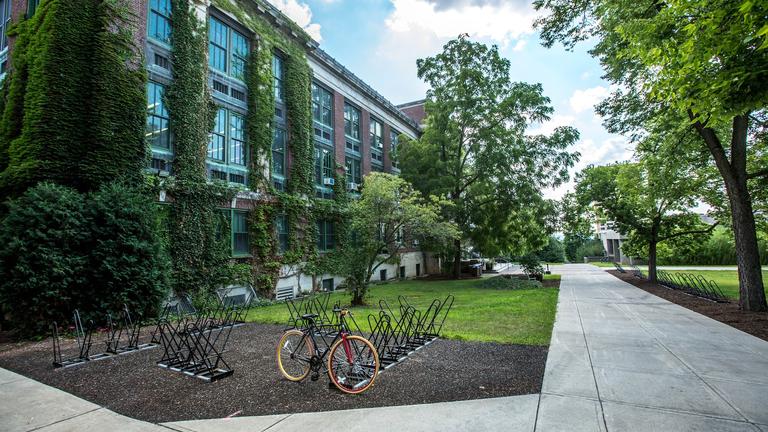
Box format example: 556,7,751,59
538,264,768,431
3,264,768,431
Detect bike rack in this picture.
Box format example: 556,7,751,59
155,297,246,382
656,270,728,302
613,262,626,273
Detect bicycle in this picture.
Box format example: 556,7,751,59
276,307,380,394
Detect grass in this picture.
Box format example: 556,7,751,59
244,278,559,346
589,262,617,268
664,270,768,300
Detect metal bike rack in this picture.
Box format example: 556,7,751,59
656,270,728,302
154,293,251,382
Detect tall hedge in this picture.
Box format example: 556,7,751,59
0,182,169,336
0,0,146,197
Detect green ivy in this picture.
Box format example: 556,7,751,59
0,0,146,197
165,0,239,295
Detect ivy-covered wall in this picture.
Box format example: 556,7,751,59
0,0,146,197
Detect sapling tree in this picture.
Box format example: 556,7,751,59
341,173,459,305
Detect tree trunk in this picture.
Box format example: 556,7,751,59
729,184,766,311
647,239,658,283
690,113,766,312
452,238,461,279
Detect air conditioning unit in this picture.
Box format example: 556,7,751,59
323,177,335,186
347,182,359,191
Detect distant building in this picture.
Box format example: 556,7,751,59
595,220,629,264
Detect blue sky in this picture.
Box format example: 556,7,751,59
267,0,635,198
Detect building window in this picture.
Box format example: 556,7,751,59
230,113,245,165
148,0,171,44
344,103,360,152
26,0,39,18
208,107,247,182
370,117,383,149
0,0,10,53
312,83,333,144
272,128,286,178
317,219,335,252
314,146,334,186
370,117,383,165
208,108,226,161
232,210,249,256
146,82,171,151
208,16,248,81
273,54,284,102
390,129,400,168
276,214,289,253
345,157,361,186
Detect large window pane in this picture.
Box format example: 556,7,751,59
146,82,170,150
272,128,286,176
148,0,171,44
231,30,247,80
276,214,289,253
208,17,228,72
229,113,245,165
273,54,284,101
208,108,226,161
232,211,249,255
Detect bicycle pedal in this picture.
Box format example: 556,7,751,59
311,373,319,381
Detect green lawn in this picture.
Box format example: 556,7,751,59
244,277,559,346
664,270,768,300
589,262,616,268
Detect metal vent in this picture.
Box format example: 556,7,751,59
212,80,229,94
154,53,169,70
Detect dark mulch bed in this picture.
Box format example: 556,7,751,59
0,323,547,423
608,270,768,342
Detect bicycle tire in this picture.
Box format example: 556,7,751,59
327,335,380,394
276,329,314,381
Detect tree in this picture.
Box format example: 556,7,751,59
536,236,566,263
400,35,579,278
535,0,768,310
575,157,715,281
560,192,596,262
341,173,459,305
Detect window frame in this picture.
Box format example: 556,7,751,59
207,106,248,184
231,209,250,257
276,213,289,254
317,219,335,252
208,15,248,81
146,81,172,154
148,0,171,45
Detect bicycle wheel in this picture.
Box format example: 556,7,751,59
327,335,380,394
276,329,314,381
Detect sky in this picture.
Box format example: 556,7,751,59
266,0,636,199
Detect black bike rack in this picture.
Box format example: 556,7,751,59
613,262,626,273
284,292,453,373
52,306,157,369
656,270,729,302
154,293,251,382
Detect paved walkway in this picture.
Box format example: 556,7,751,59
2,264,767,431
539,264,768,431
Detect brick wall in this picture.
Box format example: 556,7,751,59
360,109,371,175
333,91,345,167
382,123,391,172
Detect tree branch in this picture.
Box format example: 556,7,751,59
747,168,768,180
659,221,719,242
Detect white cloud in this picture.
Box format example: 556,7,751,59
528,114,576,137
385,0,537,46
512,39,527,52
569,86,610,114
267,0,323,41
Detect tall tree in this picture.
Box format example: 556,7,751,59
400,35,579,278
535,0,768,311
341,173,458,305
559,192,596,262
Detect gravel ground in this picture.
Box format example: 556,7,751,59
0,323,548,423
609,270,768,342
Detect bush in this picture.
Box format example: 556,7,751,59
574,238,605,261
536,236,565,263
478,275,542,290
0,183,88,335
0,182,170,336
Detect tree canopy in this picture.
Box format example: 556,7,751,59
399,35,579,277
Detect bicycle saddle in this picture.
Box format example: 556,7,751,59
302,313,318,319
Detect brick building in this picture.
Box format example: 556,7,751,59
1,0,428,299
